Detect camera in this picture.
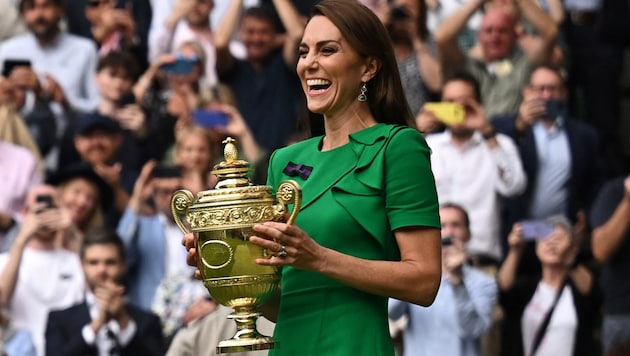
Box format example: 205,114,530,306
36,194,55,209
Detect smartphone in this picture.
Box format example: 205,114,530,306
36,194,55,209
118,91,136,107
2,59,31,77
152,164,182,179
520,220,555,240
192,109,229,128
161,57,199,75
423,102,466,126
544,100,564,119
391,6,410,20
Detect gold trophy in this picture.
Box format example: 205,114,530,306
171,137,301,353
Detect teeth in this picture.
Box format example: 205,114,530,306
307,79,331,86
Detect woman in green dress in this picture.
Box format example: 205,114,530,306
184,1,442,354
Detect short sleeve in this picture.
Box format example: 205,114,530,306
384,128,440,230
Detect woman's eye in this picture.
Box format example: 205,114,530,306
321,47,337,55
298,49,308,57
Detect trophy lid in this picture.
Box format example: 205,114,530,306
210,137,253,189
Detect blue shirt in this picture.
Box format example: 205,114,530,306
528,118,571,219
388,265,497,356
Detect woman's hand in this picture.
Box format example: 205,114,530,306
249,221,327,271
507,223,525,252
182,232,201,279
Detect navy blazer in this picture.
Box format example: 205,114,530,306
45,301,164,356
493,115,604,232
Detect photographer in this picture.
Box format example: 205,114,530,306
0,185,85,356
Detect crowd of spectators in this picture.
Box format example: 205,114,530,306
0,0,628,355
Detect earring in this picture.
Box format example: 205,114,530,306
357,83,367,102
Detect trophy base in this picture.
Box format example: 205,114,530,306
216,336,276,354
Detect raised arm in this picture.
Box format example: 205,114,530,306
591,177,630,263
214,0,243,75
515,0,558,65
497,223,525,291
272,0,306,67
435,0,485,74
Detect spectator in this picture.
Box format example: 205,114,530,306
435,0,558,118
389,203,497,356
72,112,138,228
0,185,85,356
380,0,441,116
418,72,526,265
116,161,190,310
149,0,218,88
215,0,306,152
498,215,598,356
166,304,274,356
151,272,215,347
45,162,111,253
590,175,630,354
493,65,603,267
0,139,42,248
0,0,101,169
45,228,164,356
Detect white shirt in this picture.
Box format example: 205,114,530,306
0,248,85,356
522,282,577,356
80,291,137,356
159,214,193,278
426,131,527,259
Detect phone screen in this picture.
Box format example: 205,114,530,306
161,58,198,75
521,220,555,240
192,110,229,128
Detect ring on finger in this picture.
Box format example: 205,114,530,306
277,245,288,258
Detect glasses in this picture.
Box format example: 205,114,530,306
527,84,563,94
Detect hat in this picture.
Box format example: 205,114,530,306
74,112,121,136
46,162,114,210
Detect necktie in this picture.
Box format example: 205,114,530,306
105,326,121,356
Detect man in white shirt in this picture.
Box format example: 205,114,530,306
417,71,527,264
0,0,100,169
0,185,85,356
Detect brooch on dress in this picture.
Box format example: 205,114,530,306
283,162,313,180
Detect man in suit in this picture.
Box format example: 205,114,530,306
493,65,604,267
45,229,164,356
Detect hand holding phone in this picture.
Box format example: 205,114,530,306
423,102,465,126
161,55,200,75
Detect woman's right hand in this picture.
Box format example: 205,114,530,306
507,223,525,252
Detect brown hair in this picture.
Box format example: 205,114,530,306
311,0,412,126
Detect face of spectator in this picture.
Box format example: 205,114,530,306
478,10,516,62
74,129,121,165
82,243,124,290
22,0,63,42
440,79,478,136
297,15,375,116
175,131,212,173
239,15,277,63
439,206,470,243
94,67,134,103
186,0,213,28
536,226,573,267
58,178,99,227
153,177,183,218
523,67,567,102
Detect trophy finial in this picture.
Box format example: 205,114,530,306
223,137,238,164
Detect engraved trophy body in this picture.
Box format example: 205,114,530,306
171,138,301,353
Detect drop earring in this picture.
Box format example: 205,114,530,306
357,83,367,102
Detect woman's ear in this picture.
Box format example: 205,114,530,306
361,57,381,83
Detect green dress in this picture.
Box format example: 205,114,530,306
266,124,440,356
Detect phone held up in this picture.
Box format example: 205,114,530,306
161,55,200,75
423,102,466,126
520,220,555,241
35,194,55,211
192,109,229,128
2,59,32,77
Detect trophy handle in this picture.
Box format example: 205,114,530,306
170,189,195,234
276,180,302,225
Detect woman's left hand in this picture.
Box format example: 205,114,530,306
249,221,326,271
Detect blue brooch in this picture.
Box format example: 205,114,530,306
283,161,313,180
